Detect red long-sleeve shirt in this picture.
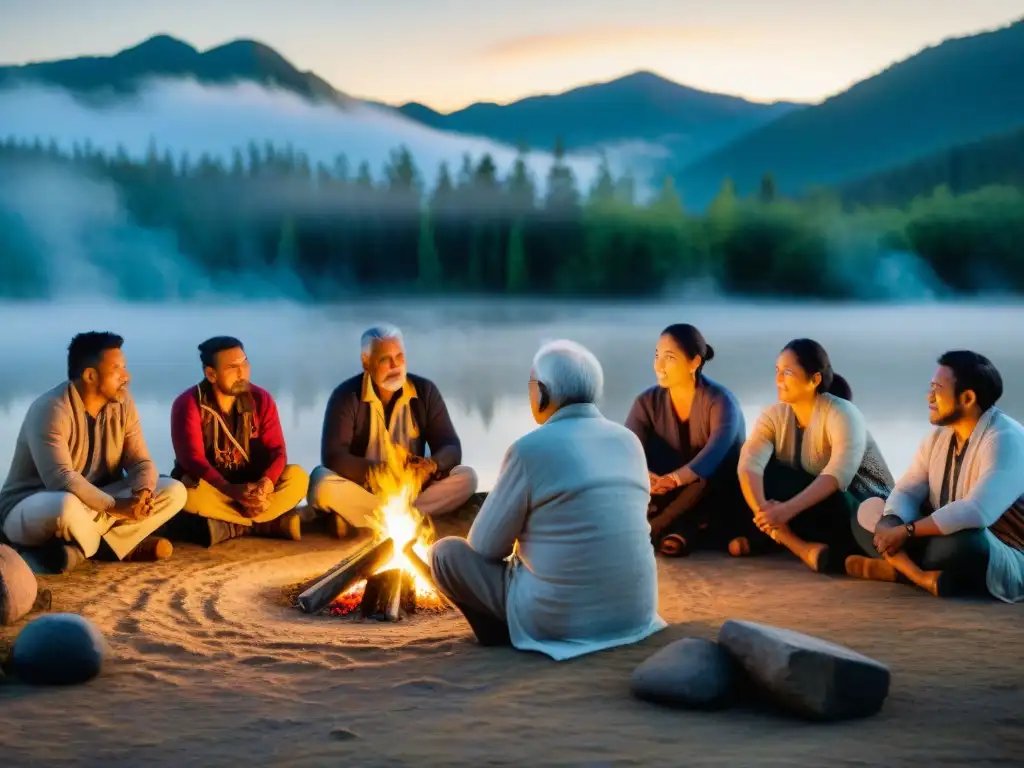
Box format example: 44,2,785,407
170,384,287,490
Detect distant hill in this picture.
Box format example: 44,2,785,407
396,71,802,164
0,34,349,106
679,18,1024,206
836,126,1024,208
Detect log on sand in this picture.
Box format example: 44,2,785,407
297,538,395,614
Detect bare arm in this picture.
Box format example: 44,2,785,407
467,446,530,561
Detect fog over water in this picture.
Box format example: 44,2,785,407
2,299,1022,491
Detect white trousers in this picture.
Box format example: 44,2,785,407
307,465,478,528
2,477,187,560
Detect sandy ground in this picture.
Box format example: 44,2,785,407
1,520,1021,768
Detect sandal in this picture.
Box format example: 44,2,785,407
658,533,689,557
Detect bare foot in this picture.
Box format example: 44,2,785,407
845,555,899,582
657,534,689,557
728,536,750,557
918,570,948,597
800,542,830,573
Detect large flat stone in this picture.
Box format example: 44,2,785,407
631,637,737,710
718,619,890,721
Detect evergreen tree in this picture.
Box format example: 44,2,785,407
417,208,442,288
505,218,528,292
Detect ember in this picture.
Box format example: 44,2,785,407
297,440,452,620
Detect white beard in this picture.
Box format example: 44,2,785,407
379,374,406,392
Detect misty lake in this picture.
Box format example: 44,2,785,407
1,299,1023,490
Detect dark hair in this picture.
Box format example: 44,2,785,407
782,338,852,400
198,336,244,370
67,332,124,380
937,350,1003,412
661,324,715,373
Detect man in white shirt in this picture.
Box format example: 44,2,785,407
428,339,667,659
849,350,1024,601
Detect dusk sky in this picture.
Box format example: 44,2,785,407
2,1,1021,111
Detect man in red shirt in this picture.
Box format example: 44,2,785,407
167,337,309,546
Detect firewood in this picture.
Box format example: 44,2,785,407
357,568,405,621
297,538,395,614
402,540,455,609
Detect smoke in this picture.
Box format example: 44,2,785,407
0,78,634,192
0,163,311,302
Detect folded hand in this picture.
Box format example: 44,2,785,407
110,490,153,522
753,499,788,533
873,525,908,557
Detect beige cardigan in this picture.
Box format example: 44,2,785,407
739,393,894,503
0,382,157,529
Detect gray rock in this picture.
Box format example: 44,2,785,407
0,544,38,626
718,619,890,721
10,613,108,686
631,637,738,709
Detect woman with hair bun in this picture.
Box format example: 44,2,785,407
625,324,748,557
735,338,895,573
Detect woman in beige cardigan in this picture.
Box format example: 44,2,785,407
735,339,895,573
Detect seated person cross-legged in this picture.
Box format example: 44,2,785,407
307,324,477,536
849,351,1024,601
0,332,186,573
736,339,895,574
167,337,309,547
626,323,748,557
429,340,667,660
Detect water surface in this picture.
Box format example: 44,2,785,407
2,299,1022,489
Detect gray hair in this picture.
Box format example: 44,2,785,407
532,339,603,407
360,324,404,356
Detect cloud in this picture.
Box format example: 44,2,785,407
0,78,645,191
477,26,729,63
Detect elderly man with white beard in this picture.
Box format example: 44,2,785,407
307,324,478,536
429,339,667,660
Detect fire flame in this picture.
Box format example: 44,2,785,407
364,439,437,600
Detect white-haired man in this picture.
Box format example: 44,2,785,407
429,340,666,660
307,324,478,536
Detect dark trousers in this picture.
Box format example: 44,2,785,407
745,461,863,560
856,509,991,596
649,475,748,551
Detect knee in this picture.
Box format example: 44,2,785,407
876,513,906,531
856,497,886,531
306,466,332,509
54,493,89,529
429,536,470,577
281,465,310,498
154,477,188,512
453,465,479,495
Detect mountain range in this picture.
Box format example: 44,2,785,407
1,18,1023,205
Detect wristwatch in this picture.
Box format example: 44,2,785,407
905,521,916,538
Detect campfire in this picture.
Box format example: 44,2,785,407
296,441,451,621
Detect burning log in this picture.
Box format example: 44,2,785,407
402,539,455,610
357,568,415,621
297,538,395,614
